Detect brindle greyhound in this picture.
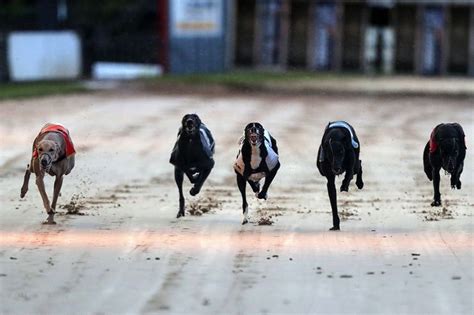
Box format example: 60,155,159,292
317,121,364,231
20,123,76,224
423,123,466,207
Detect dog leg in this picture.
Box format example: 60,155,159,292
356,160,364,189
36,174,56,224
327,175,340,231
51,175,63,212
20,164,31,198
237,174,249,224
174,168,185,218
451,162,463,190
257,163,280,200
190,167,212,196
431,168,441,207
423,142,433,181
340,170,353,192
248,180,260,194
456,162,463,189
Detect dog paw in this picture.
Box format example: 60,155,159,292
329,226,340,231
251,182,260,193
456,181,461,189
189,186,200,196
256,191,267,200
356,181,364,190
242,218,248,225
20,188,28,198
340,185,349,192
176,211,185,218
43,214,56,225
431,200,441,207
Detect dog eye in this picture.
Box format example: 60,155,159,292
49,149,54,152
38,148,43,152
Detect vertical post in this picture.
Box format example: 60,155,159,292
158,0,169,72
279,0,290,69
440,5,449,75
253,0,262,66
392,4,399,74
334,0,343,72
306,0,316,70
469,6,474,76
359,4,369,73
225,0,237,70
414,4,424,75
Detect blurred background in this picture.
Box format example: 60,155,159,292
0,0,473,83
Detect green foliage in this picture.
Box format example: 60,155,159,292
0,81,86,100
153,70,350,87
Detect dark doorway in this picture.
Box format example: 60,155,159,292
235,0,256,66
366,5,394,74
448,6,469,74
394,5,416,73
288,0,309,67
342,3,364,71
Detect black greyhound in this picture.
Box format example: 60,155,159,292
423,123,466,207
317,121,364,231
234,123,280,224
170,114,215,218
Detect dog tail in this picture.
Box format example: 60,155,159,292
20,164,31,198
423,142,432,181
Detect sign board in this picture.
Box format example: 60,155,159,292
171,0,223,37
8,31,81,81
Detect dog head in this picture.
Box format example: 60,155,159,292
244,122,264,146
326,138,345,175
436,123,466,174
36,139,61,172
438,138,460,173
181,114,201,137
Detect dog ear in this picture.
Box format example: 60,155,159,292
452,123,466,149
181,115,189,126
194,114,202,126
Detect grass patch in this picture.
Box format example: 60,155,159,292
151,70,358,88
0,81,87,100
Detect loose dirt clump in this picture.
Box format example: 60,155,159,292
188,203,204,216
60,194,86,215
257,216,274,226
340,209,359,221
187,196,222,216
424,207,454,221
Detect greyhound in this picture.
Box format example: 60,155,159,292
317,121,364,231
170,114,215,218
423,123,466,207
234,122,280,224
20,123,76,224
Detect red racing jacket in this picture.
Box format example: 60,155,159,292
32,124,76,159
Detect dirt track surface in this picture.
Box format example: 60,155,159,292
0,92,473,314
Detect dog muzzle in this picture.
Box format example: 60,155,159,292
39,154,53,171
249,133,262,146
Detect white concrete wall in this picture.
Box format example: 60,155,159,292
7,31,82,81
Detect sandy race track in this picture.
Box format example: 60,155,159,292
0,92,473,314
